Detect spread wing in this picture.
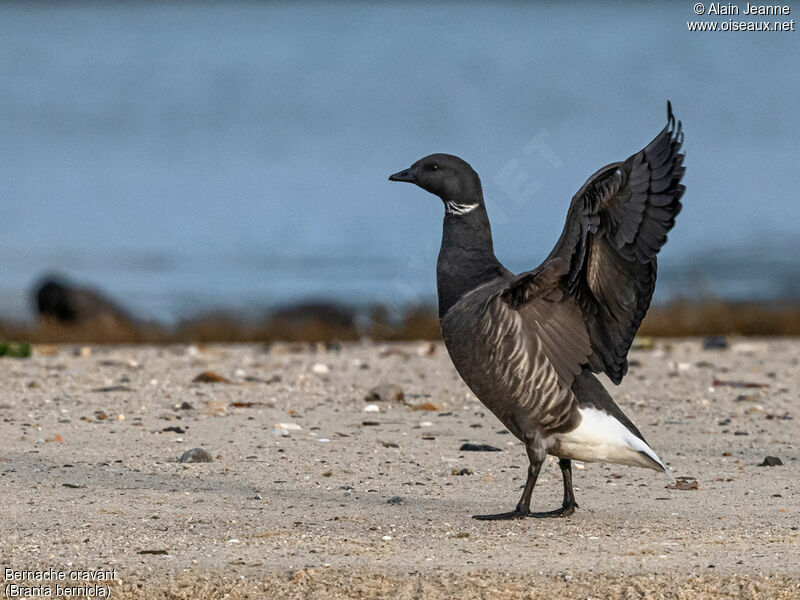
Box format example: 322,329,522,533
501,102,685,385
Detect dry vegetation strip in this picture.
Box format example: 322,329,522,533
3,299,800,344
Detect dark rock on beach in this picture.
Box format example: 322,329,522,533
35,276,135,326
163,426,186,434
31,275,148,343
702,336,728,350
459,443,502,452
178,448,213,463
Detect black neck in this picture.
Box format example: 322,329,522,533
436,205,507,318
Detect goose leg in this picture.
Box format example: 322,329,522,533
473,445,543,520
527,458,579,518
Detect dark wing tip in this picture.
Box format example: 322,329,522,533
666,101,684,148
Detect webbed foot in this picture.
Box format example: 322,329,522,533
472,510,529,521
527,502,578,518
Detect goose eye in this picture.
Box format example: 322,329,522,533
430,164,439,171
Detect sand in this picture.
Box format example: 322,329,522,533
1,339,798,599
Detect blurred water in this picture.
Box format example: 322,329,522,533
1,2,798,322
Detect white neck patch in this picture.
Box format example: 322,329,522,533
445,201,480,216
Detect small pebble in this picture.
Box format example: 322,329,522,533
667,476,698,490
163,426,186,434
193,371,230,384
412,402,441,411
178,448,213,463
275,423,302,431
365,384,404,403
702,336,728,350
460,443,502,452
415,342,436,357
758,456,783,467
92,385,133,393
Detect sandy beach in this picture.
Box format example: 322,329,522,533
1,339,798,599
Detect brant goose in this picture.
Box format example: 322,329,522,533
389,103,685,519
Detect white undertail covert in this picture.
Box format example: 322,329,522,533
546,407,667,471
